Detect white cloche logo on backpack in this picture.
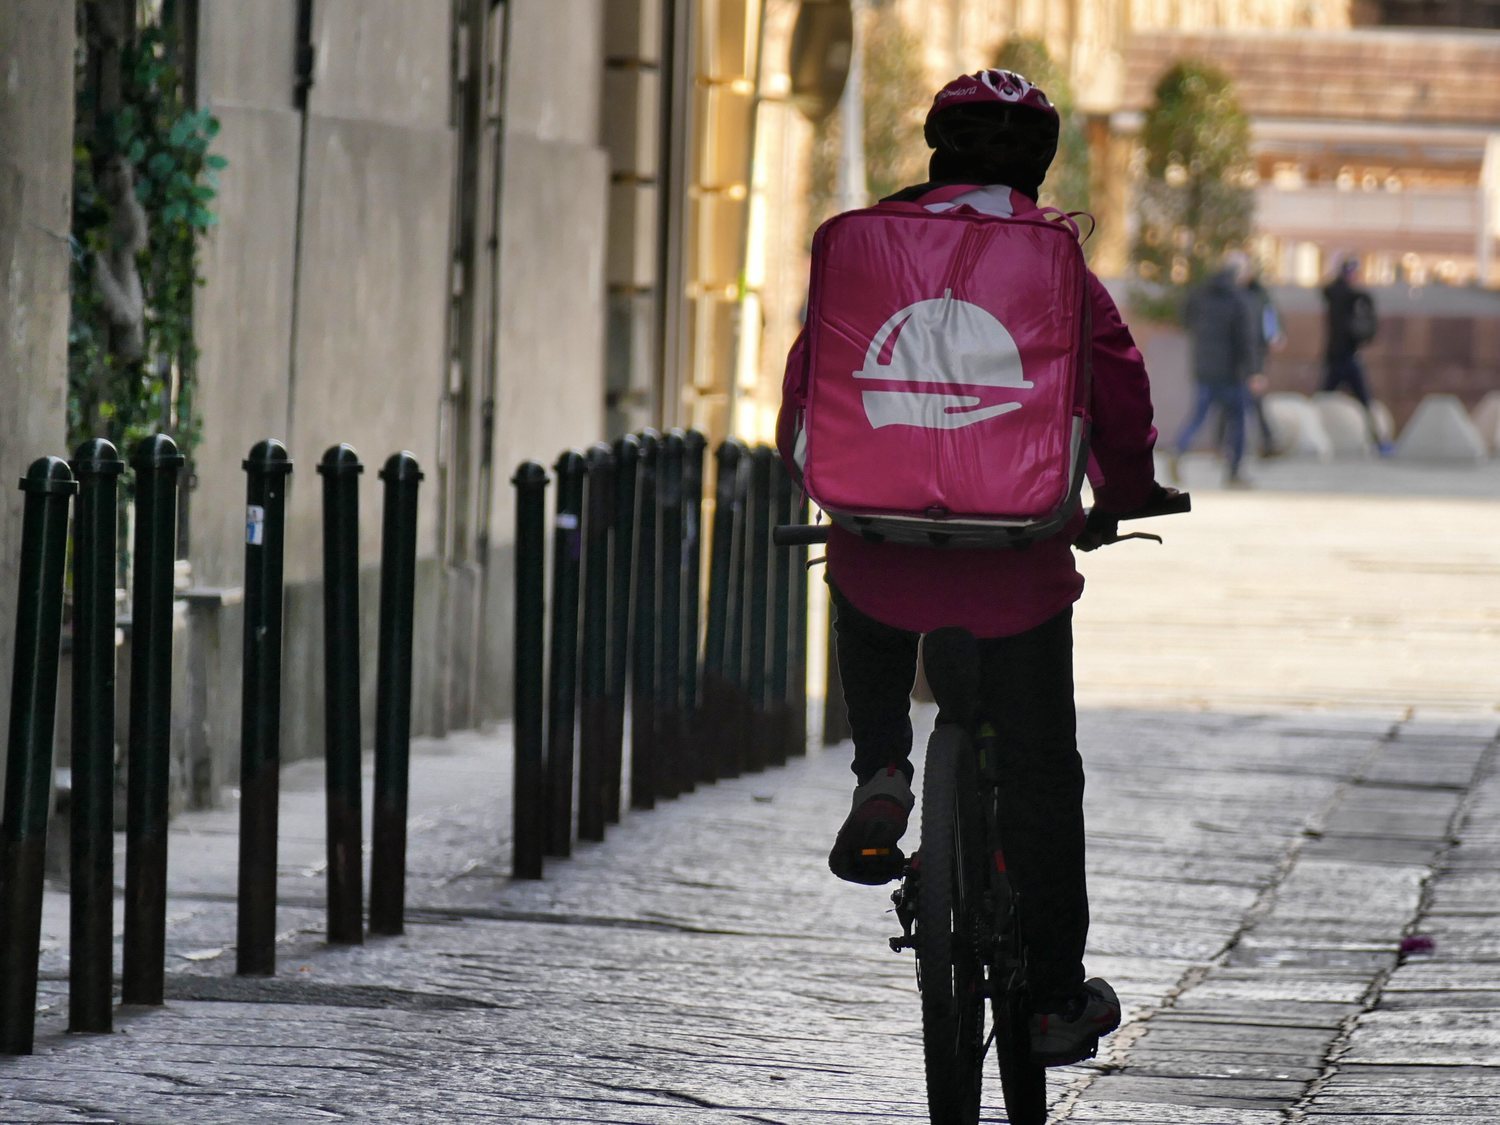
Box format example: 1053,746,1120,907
855,288,1033,430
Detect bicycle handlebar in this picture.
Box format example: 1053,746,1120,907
771,523,833,547
771,488,1192,549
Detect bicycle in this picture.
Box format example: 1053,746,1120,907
775,487,1190,1125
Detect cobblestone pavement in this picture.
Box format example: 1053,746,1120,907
5,461,1500,1123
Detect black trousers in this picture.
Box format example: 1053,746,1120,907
831,584,1088,1007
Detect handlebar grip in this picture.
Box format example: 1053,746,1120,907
1119,489,1191,521
773,524,831,546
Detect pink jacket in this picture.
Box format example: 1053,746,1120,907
775,185,1158,638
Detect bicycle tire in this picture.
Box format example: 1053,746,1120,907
995,987,1047,1125
917,725,985,1124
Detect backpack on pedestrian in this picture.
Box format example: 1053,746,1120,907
784,185,1093,548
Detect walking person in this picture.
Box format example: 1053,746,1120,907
1242,266,1284,456
1168,252,1255,487
1322,256,1390,453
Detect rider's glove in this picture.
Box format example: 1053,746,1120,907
1076,483,1179,552
1075,508,1119,552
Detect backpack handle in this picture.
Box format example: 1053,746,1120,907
1040,207,1096,244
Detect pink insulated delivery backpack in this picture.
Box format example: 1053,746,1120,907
790,188,1092,547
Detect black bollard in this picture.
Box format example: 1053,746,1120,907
317,445,364,945
0,458,77,1055
656,431,685,801
681,431,707,736
744,447,774,772
788,491,810,756
605,435,639,824
545,451,584,858
236,440,292,976
823,582,853,745
369,452,422,935
121,435,185,1005
769,455,794,766
629,431,660,810
725,445,754,777
510,461,548,880
576,444,614,843
705,444,747,786
68,440,123,1033
699,440,742,784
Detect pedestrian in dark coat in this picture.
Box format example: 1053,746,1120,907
1242,270,1284,455
1322,256,1389,452
1170,252,1255,486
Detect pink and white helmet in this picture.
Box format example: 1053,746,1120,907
927,69,1058,126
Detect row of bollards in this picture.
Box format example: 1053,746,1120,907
0,436,424,1055
509,433,808,879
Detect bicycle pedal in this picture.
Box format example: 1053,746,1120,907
888,934,917,953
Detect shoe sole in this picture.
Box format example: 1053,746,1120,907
829,801,909,885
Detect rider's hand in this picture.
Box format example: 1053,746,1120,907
1077,483,1181,551
1075,507,1119,552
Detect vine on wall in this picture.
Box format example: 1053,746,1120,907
69,1,224,461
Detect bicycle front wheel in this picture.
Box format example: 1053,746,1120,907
995,986,1047,1124
917,725,985,1124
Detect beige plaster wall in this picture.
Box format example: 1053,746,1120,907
0,2,74,798
478,0,610,717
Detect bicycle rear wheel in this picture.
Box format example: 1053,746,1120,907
917,725,985,1124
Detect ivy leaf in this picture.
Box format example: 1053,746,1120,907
127,138,147,164
192,207,218,228
205,154,229,171
147,151,175,181
162,200,188,224
168,115,193,147
191,184,217,202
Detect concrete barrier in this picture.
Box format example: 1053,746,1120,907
1312,392,1375,457
1262,393,1333,460
1471,390,1500,454
1394,394,1489,463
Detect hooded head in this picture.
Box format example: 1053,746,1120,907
923,69,1060,198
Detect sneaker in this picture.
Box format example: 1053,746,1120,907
1030,978,1121,1067
828,767,913,885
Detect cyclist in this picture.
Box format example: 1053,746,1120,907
776,68,1173,1067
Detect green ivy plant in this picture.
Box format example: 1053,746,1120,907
1130,60,1253,321
69,17,224,460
